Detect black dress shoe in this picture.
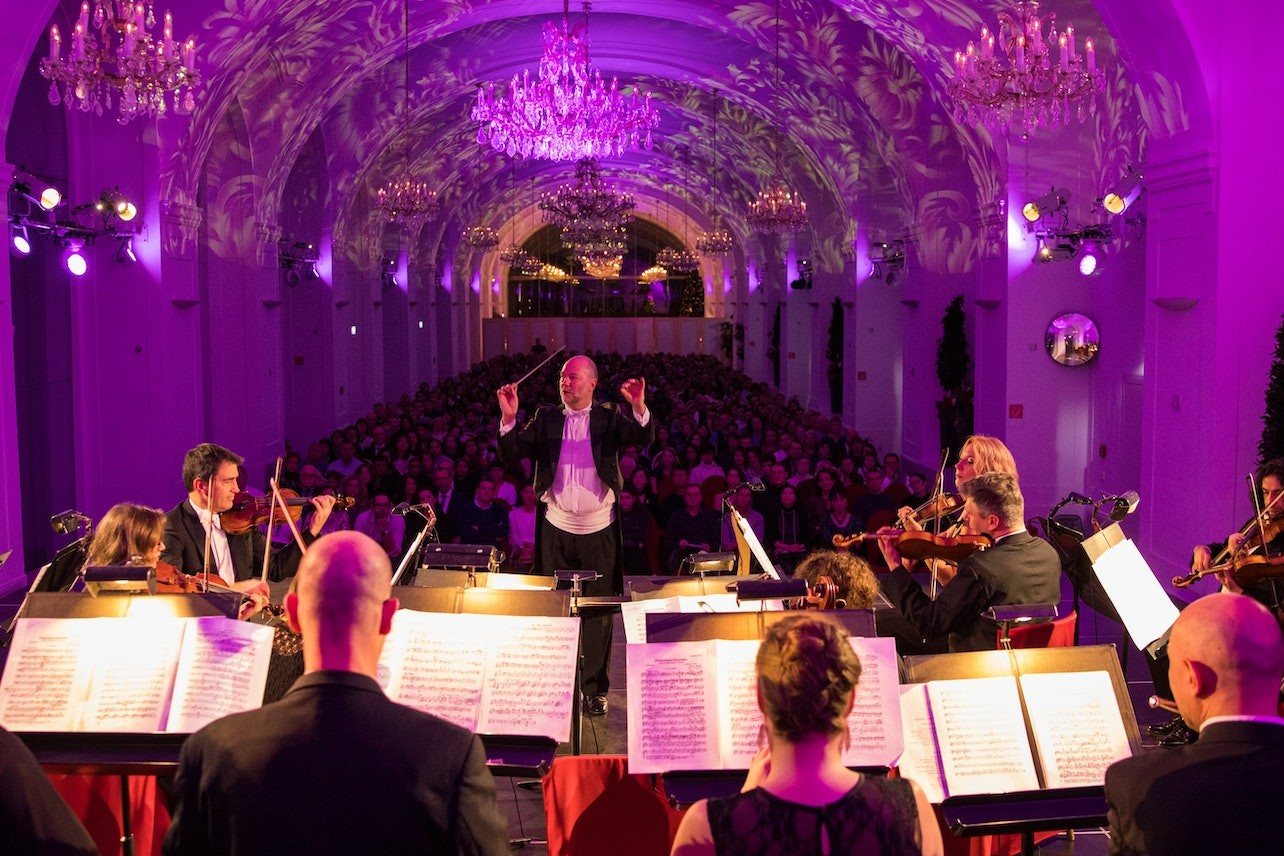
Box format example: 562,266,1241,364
585,695,609,717
1159,726,1197,748
1147,714,1186,737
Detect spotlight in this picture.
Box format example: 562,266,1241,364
305,261,320,280
13,176,62,212
1022,188,1068,223
96,188,137,222
61,243,88,277
1034,235,1079,264
9,222,31,256
114,237,137,264
1078,241,1105,277
1103,168,1144,215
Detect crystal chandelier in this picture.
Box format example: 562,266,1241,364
639,265,668,285
698,93,735,255
575,227,627,265
539,157,635,252
40,2,200,123
377,0,438,228
657,246,699,273
948,1,1104,134
472,1,659,162
747,0,807,236
581,255,622,279
463,226,500,248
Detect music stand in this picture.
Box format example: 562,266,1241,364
415,544,501,588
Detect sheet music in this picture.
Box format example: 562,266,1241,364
713,639,763,768
620,598,675,644
477,614,579,743
379,610,579,741
1020,671,1131,788
626,642,720,774
0,618,100,730
730,507,779,578
381,610,488,731
1091,538,1180,649
895,684,947,804
72,618,188,731
621,594,785,644
166,618,274,733
842,637,904,767
927,676,1040,796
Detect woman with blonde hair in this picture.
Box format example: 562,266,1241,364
671,614,941,856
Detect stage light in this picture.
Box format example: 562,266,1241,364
96,189,137,222
1103,168,1144,215
13,176,62,211
9,222,31,256
114,237,137,264
1022,188,1068,223
61,243,88,277
1079,241,1105,277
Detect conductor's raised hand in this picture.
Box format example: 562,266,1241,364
497,383,519,422
620,377,646,410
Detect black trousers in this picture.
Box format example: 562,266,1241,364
540,521,617,695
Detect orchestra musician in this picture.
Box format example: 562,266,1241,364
161,443,336,595
497,355,652,717
794,550,880,610
1189,457,1284,608
877,434,1018,584
880,473,1061,652
1105,593,1284,856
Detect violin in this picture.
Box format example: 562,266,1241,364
153,560,283,620
1172,552,1284,588
902,493,963,528
796,575,841,610
219,490,354,535
831,530,991,562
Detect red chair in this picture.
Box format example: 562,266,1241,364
543,755,686,856
1003,610,1078,649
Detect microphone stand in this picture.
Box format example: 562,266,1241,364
390,505,437,587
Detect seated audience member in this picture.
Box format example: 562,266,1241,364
508,483,538,572
353,493,405,557
671,614,942,856
454,478,510,549
663,483,722,574
816,490,862,550
164,532,510,856
0,725,97,855
619,488,655,576
768,484,812,577
879,472,1061,652
1105,593,1284,856
795,550,880,609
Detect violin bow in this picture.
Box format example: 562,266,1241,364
262,476,308,588
929,448,950,600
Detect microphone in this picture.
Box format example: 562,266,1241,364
391,502,411,516
50,509,89,534
1063,492,1094,505
1105,490,1140,521
745,479,766,491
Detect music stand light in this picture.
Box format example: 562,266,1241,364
732,577,806,606
681,551,737,576
82,565,156,597
418,544,501,587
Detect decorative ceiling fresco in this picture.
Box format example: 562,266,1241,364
17,0,1201,280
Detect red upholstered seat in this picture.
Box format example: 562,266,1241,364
543,755,686,856
1003,610,1077,649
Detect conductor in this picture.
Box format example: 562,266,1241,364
497,354,654,716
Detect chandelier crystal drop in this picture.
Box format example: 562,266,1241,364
747,178,808,236
463,225,500,248
472,1,659,162
948,0,1104,134
40,2,200,123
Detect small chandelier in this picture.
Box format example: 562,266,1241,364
540,157,635,251
472,1,659,162
696,226,734,255
463,225,500,248
581,255,622,278
747,1,807,236
948,1,1103,134
376,0,438,228
657,246,699,273
575,228,627,265
40,2,200,123
517,252,543,276
639,265,668,285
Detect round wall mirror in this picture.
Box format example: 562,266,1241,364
1045,313,1100,366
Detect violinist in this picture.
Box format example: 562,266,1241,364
1189,458,1284,608
878,434,1019,584
880,473,1061,652
161,443,337,591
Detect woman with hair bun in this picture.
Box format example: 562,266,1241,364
671,614,941,856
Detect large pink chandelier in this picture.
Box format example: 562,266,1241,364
948,1,1103,134
472,1,659,162
41,2,200,123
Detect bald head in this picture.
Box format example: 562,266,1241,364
1168,593,1284,728
559,355,598,410
286,532,398,676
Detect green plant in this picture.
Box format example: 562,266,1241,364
768,304,782,387
826,298,844,413
1259,312,1284,463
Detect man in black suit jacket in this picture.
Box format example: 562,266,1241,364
161,443,337,591
164,531,509,856
881,472,1061,652
1105,592,1284,855
496,354,654,714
